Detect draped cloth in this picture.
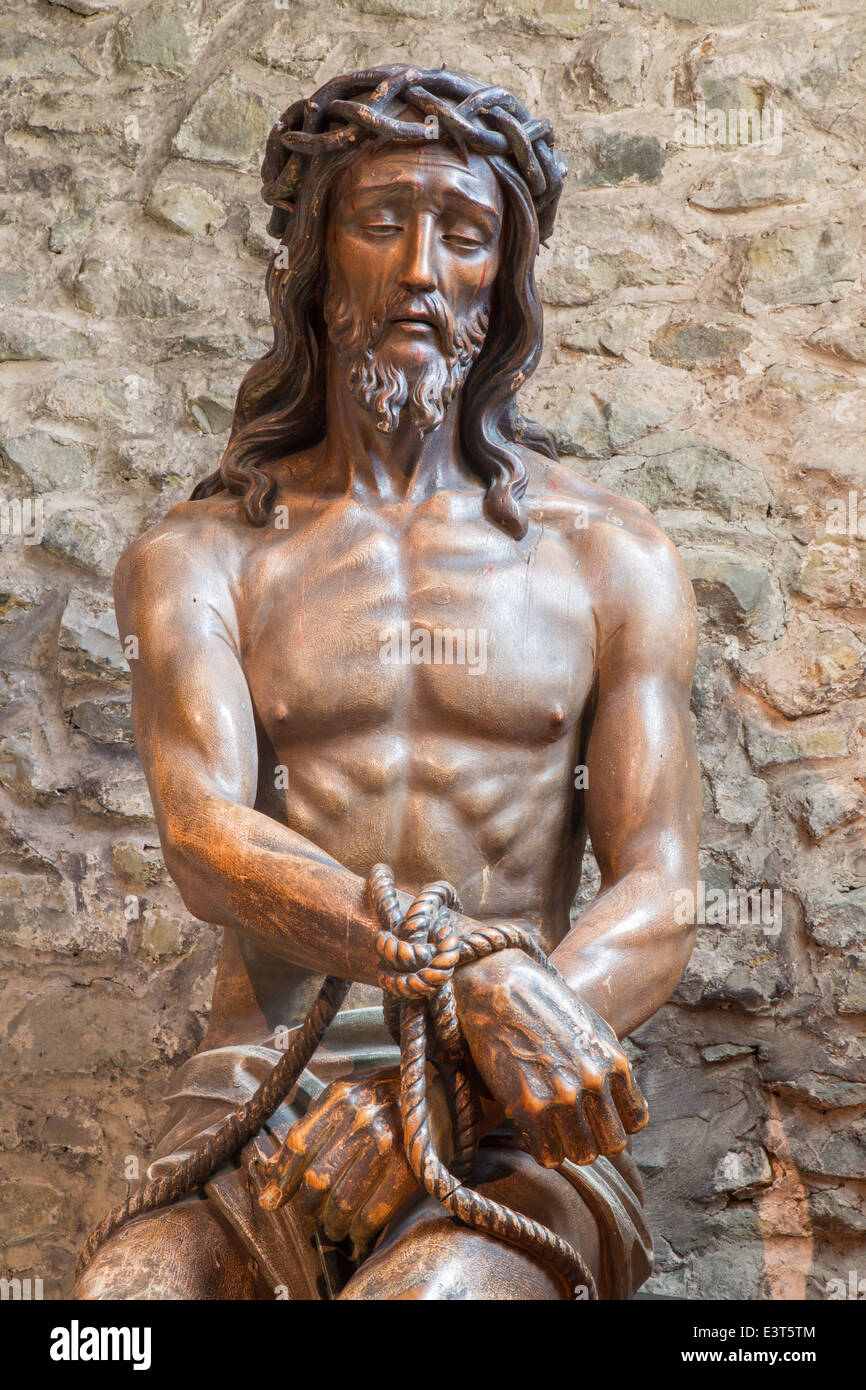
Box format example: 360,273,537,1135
147,1006,652,1300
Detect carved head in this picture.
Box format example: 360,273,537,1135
322,143,502,441
192,66,567,540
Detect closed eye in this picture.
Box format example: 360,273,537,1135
443,233,486,251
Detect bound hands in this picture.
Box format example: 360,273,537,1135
452,947,649,1168
267,929,648,1250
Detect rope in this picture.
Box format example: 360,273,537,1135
261,865,598,1300
76,866,597,1299
74,973,349,1281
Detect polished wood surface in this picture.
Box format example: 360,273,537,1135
74,66,700,1301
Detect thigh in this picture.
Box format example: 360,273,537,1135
72,1195,272,1301
338,1146,601,1301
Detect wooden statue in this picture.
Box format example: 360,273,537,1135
73,66,701,1301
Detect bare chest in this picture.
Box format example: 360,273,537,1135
241,498,595,747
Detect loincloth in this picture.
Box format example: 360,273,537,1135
147,1007,652,1300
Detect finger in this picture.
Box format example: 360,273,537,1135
259,1110,338,1207
295,1128,363,1227
524,1107,565,1169
609,1069,650,1134
318,1148,369,1244
259,1146,307,1210
550,1105,598,1167
321,1105,409,1240
284,1100,341,1163
582,1084,628,1157
316,1114,398,1243
349,1163,417,1254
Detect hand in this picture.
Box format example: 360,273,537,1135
452,948,649,1169
263,1068,450,1254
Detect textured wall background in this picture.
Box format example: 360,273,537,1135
1,0,864,1300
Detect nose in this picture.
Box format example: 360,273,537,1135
399,215,437,294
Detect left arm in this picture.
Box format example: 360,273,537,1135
550,531,701,1037
451,524,701,1166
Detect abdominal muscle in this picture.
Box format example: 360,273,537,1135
280,725,582,929
200,729,583,1050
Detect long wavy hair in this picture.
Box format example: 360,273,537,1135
191,123,560,540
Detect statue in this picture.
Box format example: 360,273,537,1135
72,65,701,1301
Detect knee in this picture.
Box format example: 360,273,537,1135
72,1198,264,1301
339,1147,602,1301
339,1215,568,1300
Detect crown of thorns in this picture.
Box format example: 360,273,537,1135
261,64,567,245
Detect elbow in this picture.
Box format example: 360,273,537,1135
173,874,212,924
666,923,697,996
161,818,213,922
659,885,698,999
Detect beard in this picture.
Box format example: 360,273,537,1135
323,283,490,435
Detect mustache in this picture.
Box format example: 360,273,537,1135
369,290,455,354
322,283,491,437
323,283,490,367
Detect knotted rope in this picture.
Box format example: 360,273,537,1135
76,866,596,1298
261,865,598,1299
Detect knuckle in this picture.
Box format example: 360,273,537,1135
303,1165,331,1196
369,1120,394,1153
612,1051,632,1080
579,1062,606,1094
286,1129,309,1156
554,1076,579,1109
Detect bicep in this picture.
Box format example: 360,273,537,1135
584,557,700,886
115,535,258,834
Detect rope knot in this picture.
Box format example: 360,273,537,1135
376,921,461,998
364,865,597,1299
371,865,463,1003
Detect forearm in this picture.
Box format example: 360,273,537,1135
165,788,493,985
549,871,696,1038
162,790,399,984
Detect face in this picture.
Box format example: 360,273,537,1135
324,143,504,433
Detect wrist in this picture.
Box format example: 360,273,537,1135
451,944,526,1011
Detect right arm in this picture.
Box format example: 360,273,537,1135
118,507,642,1176
115,510,395,985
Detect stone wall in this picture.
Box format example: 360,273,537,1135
1,0,863,1300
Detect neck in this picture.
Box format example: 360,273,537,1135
321,350,473,505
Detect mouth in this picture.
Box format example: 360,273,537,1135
389,313,437,331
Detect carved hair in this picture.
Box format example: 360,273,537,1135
191,65,567,540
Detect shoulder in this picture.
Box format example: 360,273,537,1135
522,450,697,659
522,450,665,550
115,493,251,603
113,494,256,647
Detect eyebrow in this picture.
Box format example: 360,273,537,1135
344,180,502,226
